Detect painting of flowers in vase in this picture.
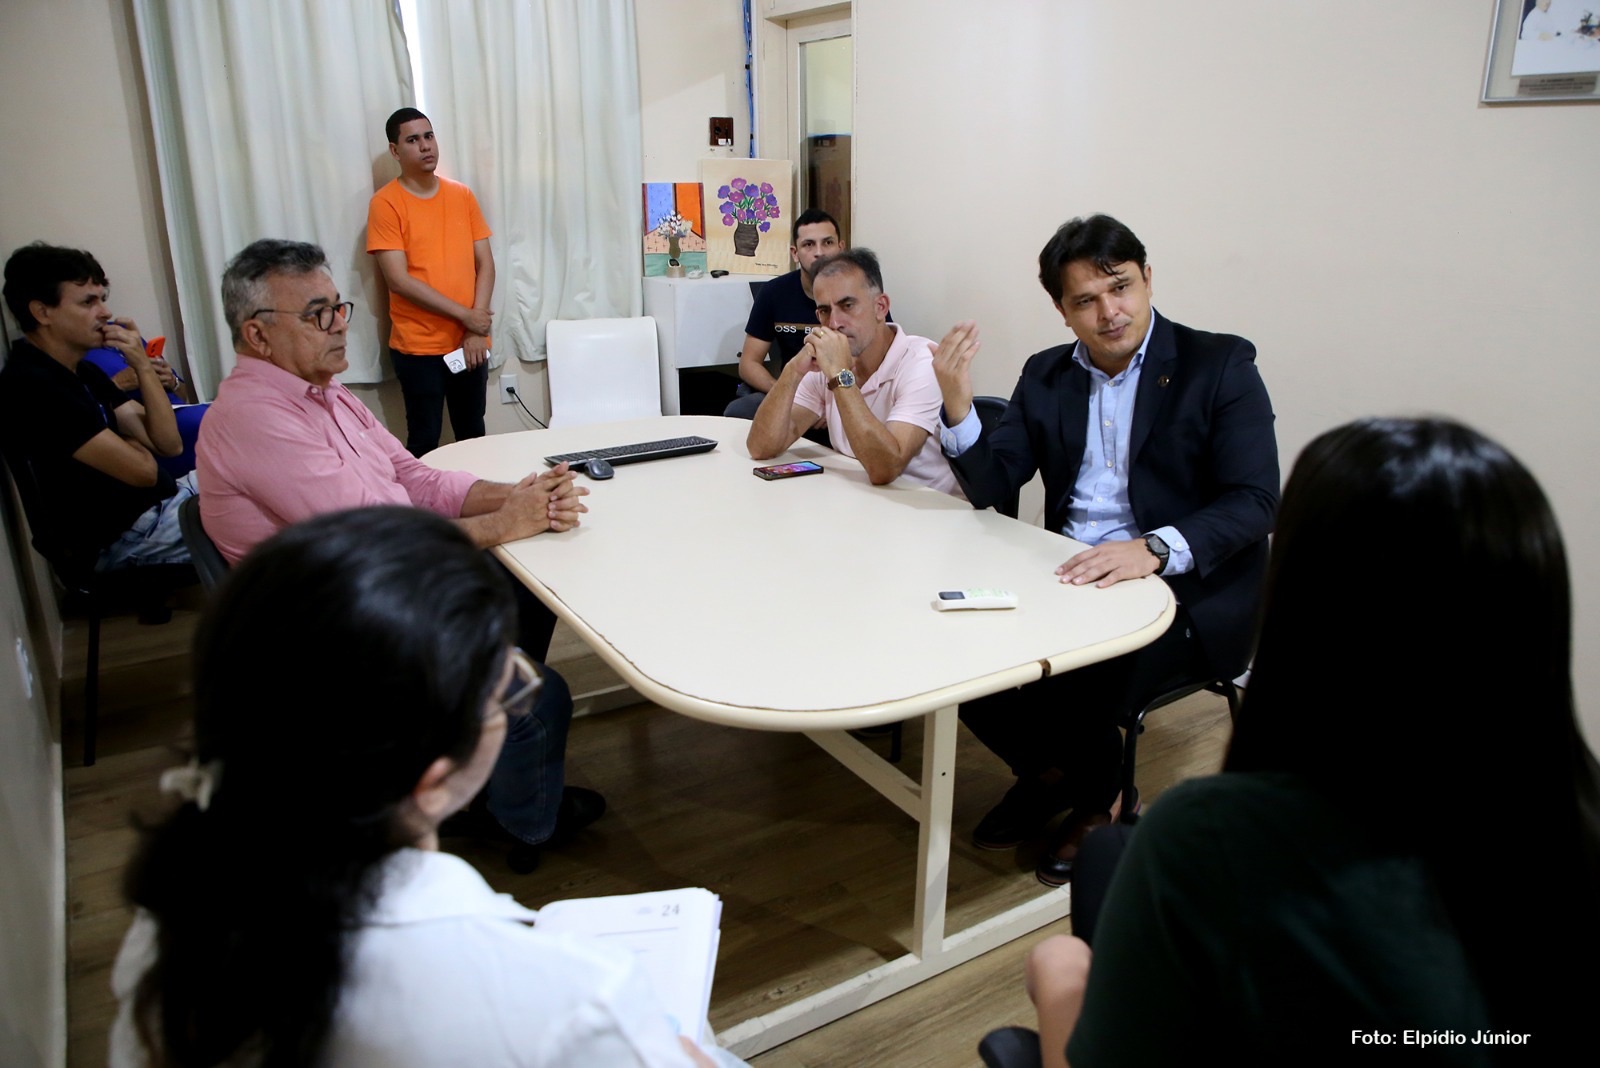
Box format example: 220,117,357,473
641,182,705,277
700,158,792,276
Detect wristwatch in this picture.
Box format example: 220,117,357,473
1143,533,1170,575
827,368,856,391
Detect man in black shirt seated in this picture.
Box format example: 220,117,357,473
723,207,841,419
0,243,193,574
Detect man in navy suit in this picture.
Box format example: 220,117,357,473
932,215,1279,886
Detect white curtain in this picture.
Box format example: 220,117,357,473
412,0,643,366
132,0,413,396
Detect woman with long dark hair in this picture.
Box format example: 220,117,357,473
110,506,740,1067
1022,418,1600,1065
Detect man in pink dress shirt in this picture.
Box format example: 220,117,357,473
195,239,602,872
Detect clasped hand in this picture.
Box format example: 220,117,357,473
508,462,589,534
789,326,853,380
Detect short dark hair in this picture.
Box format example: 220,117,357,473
1037,215,1147,304
793,207,840,245
126,506,518,1065
385,107,429,146
220,239,329,346
3,242,108,333
813,247,884,293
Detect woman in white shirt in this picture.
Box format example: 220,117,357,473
111,506,741,1068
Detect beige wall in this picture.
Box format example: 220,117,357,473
0,0,183,371
0,490,65,1068
854,0,1600,741
637,0,749,180
0,5,153,1057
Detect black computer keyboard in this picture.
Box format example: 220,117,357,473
543,435,719,468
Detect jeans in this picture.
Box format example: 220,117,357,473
484,560,572,844
487,662,572,845
96,471,198,572
722,386,764,420
392,349,488,457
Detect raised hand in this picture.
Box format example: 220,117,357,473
931,320,981,423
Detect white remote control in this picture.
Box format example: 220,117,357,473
932,588,1018,611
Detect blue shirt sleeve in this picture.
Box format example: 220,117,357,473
938,404,983,457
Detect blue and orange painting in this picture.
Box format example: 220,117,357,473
641,182,706,276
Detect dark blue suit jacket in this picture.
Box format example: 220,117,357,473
949,311,1279,678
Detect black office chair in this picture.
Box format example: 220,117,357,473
970,394,1020,519
178,495,230,592
1116,676,1240,825
1,454,196,765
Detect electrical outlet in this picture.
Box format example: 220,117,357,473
499,373,518,404
709,116,734,147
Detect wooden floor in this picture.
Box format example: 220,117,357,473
61,607,1233,1068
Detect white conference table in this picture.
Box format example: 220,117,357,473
428,415,1174,1056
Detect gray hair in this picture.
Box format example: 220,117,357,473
221,240,330,346
813,247,884,294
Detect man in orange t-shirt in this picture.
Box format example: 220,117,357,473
367,108,495,457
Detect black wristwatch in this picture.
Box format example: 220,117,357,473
1143,533,1170,575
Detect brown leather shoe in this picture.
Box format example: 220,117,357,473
1035,809,1113,887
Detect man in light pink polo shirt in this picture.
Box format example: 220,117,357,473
195,239,602,874
746,248,963,496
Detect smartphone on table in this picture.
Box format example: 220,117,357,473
753,461,824,480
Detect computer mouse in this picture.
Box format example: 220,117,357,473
583,457,615,480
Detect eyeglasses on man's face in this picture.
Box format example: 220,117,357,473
249,301,355,333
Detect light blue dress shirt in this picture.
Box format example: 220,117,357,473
938,315,1192,576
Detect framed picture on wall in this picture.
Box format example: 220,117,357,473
642,183,705,277
1483,0,1600,103
700,159,793,276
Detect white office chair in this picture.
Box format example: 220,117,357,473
545,316,664,428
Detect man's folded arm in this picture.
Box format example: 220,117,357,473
747,364,820,460
372,248,477,328
72,428,160,488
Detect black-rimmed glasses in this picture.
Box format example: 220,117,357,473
249,301,354,332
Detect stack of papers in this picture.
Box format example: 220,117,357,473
537,887,723,1043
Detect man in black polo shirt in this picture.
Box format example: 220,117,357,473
0,243,193,574
723,207,841,419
